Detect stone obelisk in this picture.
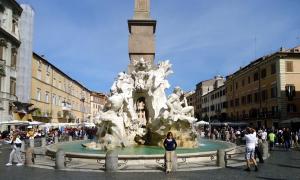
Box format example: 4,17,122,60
128,0,156,72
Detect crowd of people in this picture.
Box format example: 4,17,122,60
1,124,300,171
0,126,99,144
198,126,300,151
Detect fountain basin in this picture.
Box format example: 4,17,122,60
46,139,235,158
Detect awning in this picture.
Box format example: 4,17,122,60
29,121,45,126
280,117,300,124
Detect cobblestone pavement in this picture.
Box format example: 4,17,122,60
1,145,300,180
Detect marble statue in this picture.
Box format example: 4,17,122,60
87,58,198,150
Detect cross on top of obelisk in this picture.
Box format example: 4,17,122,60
134,0,151,19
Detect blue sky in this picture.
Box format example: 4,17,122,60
17,0,300,93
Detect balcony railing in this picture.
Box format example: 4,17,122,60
62,102,72,111
0,59,5,76
0,91,17,101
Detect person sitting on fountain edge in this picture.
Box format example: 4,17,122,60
163,132,177,173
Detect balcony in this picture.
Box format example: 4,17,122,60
61,102,72,111
0,59,5,76
0,91,17,101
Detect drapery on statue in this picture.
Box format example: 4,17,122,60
166,86,196,123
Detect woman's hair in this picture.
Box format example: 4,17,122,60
12,133,18,141
167,132,173,138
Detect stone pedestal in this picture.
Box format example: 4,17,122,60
217,149,225,167
105,150,118,172
25,148,34,165
55,149,65,170
41,138,46,147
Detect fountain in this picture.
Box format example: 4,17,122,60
82,59,198,150
46,1,236,169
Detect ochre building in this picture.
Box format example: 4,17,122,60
226,46,300,128
31,53,91,123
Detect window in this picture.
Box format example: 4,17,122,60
36,88,41,101
271,63,276,74
230,100,234,107
235,98,239,107
210,105,215,111
37,70,42,80
46,65,51,73
286,61,293,72
223,102,228,108
261,68,266,79
53,78,56,87
10,78,16,96
247,94,252,104
52,94,56,105
12,18,17,34
241,96,246,105
248,76,251,84
58,81,62,89
45,74,50,84
286,85,296,101
45,92,49,103
261,90,268,101
287,104,297,113
254,92,260,103
254,72,259,81
0,46,4,60
271,86,277,98
38,60,42,70
11,48,17,68
235,82,238,89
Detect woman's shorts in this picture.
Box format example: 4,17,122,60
245,147,255,160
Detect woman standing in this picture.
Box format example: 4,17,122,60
244,128,258,171
163,132,177,173
6,134,23,166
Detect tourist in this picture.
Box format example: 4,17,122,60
283,128,291,151
255,134,264,163
6,133,23,166
268,130,276,151
163,132,177,174
244,127,258,171
261,129,267,142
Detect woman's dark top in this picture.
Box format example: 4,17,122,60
163,138,177,151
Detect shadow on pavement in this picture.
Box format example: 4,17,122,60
277,164,300,169
256,177,286,180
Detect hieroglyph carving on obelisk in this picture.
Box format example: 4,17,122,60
134,0,150,19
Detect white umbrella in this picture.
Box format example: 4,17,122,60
195,120,209,125
0,120,29,125
29,121,45,126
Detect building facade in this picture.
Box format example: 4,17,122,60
185,91,196,107
17,4,34,104
194,76,225,119
31,53,91,123
90,91,107,122
201,85,227,121
0,0,22,126
226,46,300,128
